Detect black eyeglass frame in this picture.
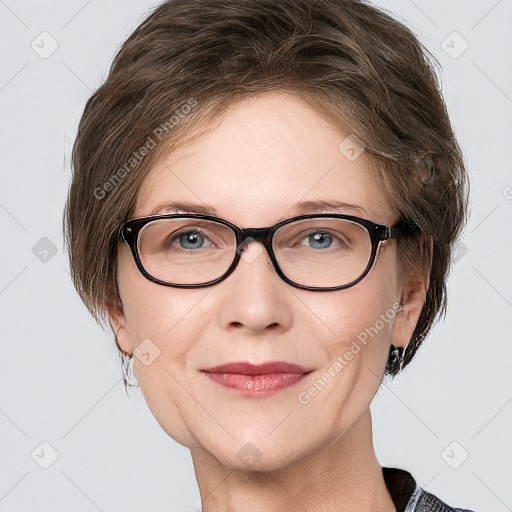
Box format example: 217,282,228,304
119,212,418,291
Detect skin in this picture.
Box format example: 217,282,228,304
110,91,428,512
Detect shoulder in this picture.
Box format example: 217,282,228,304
382,466,477,512
406,480,477,512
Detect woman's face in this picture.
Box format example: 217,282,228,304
112,91,424,471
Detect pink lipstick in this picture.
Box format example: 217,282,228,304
201,362,313,396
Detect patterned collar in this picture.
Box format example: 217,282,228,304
383,467,471,512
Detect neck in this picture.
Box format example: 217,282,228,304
191,409,396,512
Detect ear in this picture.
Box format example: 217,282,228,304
390,274,428,350
391,235,433,349
108,304,133,355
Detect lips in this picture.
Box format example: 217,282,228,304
201,361,313,396
202,361,312,375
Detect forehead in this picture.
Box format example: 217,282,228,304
135,92,391,225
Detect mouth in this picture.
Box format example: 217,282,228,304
200,361,314,396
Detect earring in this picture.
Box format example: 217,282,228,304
120,351,139,398
387,344,405,373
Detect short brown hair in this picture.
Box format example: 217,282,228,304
63,0,470,376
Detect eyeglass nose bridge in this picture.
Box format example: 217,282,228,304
233,226,287,283
235,226,274,256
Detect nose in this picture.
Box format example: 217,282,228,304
216,239,293,335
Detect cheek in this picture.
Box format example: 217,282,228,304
300,287,398,427
122,283,213,373
300,243,399,349
118,244,210,347
298,252,400,405
302,283,396,356
116,249,214,440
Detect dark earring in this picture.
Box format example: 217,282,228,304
387,344,405,373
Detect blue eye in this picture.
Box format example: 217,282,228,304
308,232,332,249
296,230,348,250
178,231,205,249
157,222,229,254
164,229,219,252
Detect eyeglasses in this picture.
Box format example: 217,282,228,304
119,213,417,291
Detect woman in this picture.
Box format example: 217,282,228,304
63,0,474,510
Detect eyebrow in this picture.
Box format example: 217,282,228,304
149,200,376,220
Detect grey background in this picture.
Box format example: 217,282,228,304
0,1,511,510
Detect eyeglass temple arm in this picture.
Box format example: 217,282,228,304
387,219,422,240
